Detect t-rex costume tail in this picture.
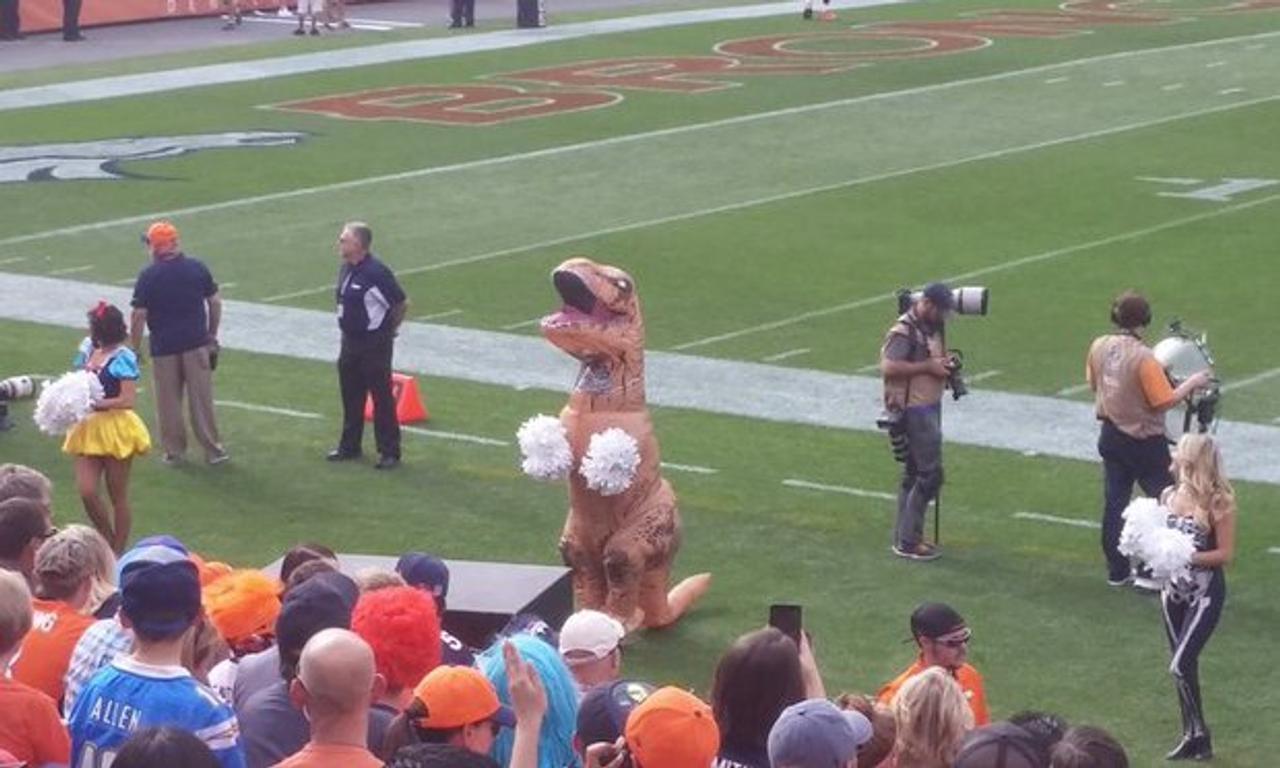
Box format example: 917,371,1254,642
540,257,711,630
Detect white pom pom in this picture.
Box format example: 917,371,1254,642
1145,526,1196,583
1117,497,1166,559
517,415,573,481
33,371,103,435
579,428,640,496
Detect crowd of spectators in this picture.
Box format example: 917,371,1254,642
1,460,1132,768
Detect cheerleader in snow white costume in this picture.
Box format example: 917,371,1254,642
1159,433,1236,761
63,302,151,553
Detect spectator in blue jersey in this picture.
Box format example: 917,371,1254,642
67,537,246,768
327,221,408,470
396,552,477,666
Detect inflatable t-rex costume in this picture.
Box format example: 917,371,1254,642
541,257,711,630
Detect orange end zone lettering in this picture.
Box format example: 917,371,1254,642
270,85,620,126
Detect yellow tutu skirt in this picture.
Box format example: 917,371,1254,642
63,409,152,460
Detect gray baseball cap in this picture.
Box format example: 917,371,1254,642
768,699,873,768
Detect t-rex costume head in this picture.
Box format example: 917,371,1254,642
540,257,710,630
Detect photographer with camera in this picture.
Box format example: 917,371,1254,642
879,283,960,562
1087,291,1212,588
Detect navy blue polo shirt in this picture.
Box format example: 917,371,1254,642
131,253,218,357
336,254,405,337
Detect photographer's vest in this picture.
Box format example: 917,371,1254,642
1088,334,1166,439
881,312,945,410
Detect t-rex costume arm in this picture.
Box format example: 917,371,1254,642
538,257,711,630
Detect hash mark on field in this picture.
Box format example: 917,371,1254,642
1013,512,1100,529
1219,87,1247,95
402,426,509,446
1136,176,1200,185
501,318,541,331
220,282,238,290
661,462,719,475
416,309,463,321
1206,61,1227,68
1268,547,1280,555
9,30,1280,256
1162,83,1184,92
782,478,896,501
1056,383,1091,397
215,400,322,419
1045,76,1069,84
761,348,811,363
967,369,1003,384
1221,366,1280,393
0,257,25,266
1103,80,1126,87
673,192,1280,350
47,265,92,275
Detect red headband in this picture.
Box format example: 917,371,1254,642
92,300,109,319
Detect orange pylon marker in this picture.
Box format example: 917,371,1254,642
365,372,428,424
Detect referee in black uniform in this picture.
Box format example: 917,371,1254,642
328,222,408,470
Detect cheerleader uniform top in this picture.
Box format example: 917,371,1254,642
62,339,151,460
73,338,141,399
1164,505,1223,602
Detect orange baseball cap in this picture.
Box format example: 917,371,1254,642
143,220,180,249
412,665,516,730
625,686,720,768
190,553,234,588
202,569,282,645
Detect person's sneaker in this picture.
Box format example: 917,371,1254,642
374,456,400,470
293,27,304,34
326,448,362,462
1107,575,1133,587
1132,576,1162,593
309,26,319,35
891,542,940,561
161,453,185,466
207,451,231,466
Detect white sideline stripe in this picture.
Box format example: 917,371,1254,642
0,257,25,265
1045,76,1069,84
1013,511,1100,529
6,30,1280,255
857,362,882,374
761,348,811,363
215,399,323,419
0,0,909,112
345,17,426,28
501,318,541,331
47,265,92,275
1103,80,1126,87
967,369,1003,383
782,478,896,500
1220,87,1247,95
1136,176,1200,185
402,426,509,446
416,309,463,321
1221,367,1280,393
661,462,719,475
1056,382,1091,397
672,190,1280,350
1162,83,1185,91
239,17,395,30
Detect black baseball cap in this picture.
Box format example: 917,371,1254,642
954,722,1048,768
577,680,656,747
910,602,966,640
275,571,359,657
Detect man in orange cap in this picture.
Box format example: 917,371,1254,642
623,686,720,768
130,220,229,466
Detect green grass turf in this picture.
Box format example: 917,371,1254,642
3,318,1280,764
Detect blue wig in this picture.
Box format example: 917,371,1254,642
479,632,582,768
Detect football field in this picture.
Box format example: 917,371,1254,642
2,0,1280,762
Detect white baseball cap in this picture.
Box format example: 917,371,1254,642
559,609,625,661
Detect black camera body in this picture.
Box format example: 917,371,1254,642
945,350,967,400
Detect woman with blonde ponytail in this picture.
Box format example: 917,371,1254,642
1159,433,1236,761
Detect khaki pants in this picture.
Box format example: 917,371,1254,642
151,346,222,460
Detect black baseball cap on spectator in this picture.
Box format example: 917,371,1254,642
954,722,1048,768
396,552,449,598
276,571,358,674
910,602,966,640
576,680,655,749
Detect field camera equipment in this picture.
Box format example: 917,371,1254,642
945,350,967,401
1153,319,1220,434
896,286,990,317
0,376,35,402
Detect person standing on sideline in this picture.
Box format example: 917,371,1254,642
328,222,408,470
879,282,957,561
130,220,228,467
61,0,83,40
1086,291,1210,587
0,0,21,41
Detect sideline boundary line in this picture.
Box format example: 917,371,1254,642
3,30,1279,253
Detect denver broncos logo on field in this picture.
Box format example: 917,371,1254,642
0,131,305,184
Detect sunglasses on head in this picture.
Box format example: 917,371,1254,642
934,629,972,648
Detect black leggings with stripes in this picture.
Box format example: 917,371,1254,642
1161,569,1225,697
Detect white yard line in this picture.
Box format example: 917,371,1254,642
1206,61,1227,68
47,265,92,276
782,478,896,500
672,190,1280,350
1136,176,1200,185
1219,87,1247,95
966,369,1003,384
6,31,1280,256
761,348,812,363
402,426,509,446
115,277,136,285
500,318,541,331
1162,83,1185,91
416,309,463,321
661,462,719,475
0,257,25,266
1267,546,1280,555
1221,367,1280,393
1056,382,1092,397
1045,76,1070,84
215,399,323,419
1103,80,1126,87
221,282,238,290
1012,512,1100,529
